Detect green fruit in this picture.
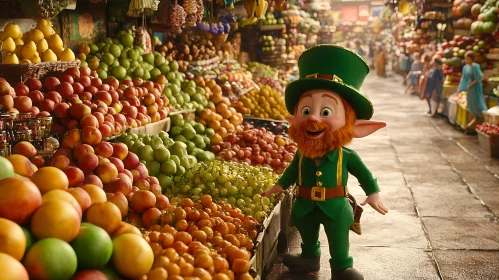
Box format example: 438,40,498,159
170,126,182,136
179,156,191,169
70,224,113,269
146,161,161,176
89,43,99,54
0,156,15,180
133,67,144,78
153,147,171,162
159,63,170,74
111,60,119,68
150,68,161,78
174,134,188,143
160,160,177,175
131,142,145,154
181,125,197,140
186,141,196,154
166,71,176,81
110,44,122,58
97,69,108,79
23,238,77,280
192,135,205,149
143,53,155,65
142,71,151,81
151,137,164,150
139,145,155,162
154,55,166,67
119,58,130,69
170,155,181,167
203,135,211,146
142,135,152,145
120,33,134,47
112,66,127,80
175,166,186,176
158,131,169,140
193,123,205,134
80,61,88,67
170,114,184,126
205,128,215,137
98,62,108,71
102,53,114,65
99,265,121,280
156,173,173,191
127,49,139,61
169,60,179,71
22,226,34,251
135,45,144,56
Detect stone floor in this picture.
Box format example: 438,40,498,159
266,73,499,280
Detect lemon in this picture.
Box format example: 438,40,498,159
37,39,48,53
21,41,37,60
2,53,20,64
41,49,57,62
59,48,75,61
2,37,16,53
4,23,22,39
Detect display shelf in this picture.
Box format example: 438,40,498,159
259,24,286,31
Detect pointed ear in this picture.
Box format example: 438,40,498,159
353,120,386,138
285,115,294,124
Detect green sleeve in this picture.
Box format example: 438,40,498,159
276,151,300,190
347,151,380,195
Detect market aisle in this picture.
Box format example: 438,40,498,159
267,73,499,280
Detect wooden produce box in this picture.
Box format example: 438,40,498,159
169,109,196,120
250,201,282,279
0,60,80,85
477,131,499,157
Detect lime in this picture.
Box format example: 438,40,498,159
70,224,113,269
112,66,127,80
97,69,108,79
109,44,121,58
120,33,134,48
119,58,130,69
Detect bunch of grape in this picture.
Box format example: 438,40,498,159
165,160,279,222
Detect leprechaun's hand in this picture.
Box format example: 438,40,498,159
360,192,388,215
261,184,283,198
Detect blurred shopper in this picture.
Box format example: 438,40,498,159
368,39,375,68
404,52,421,94
459,51,488,127
354,40,366,58
418,53,433,100
374,45,386,77
423,57,444,116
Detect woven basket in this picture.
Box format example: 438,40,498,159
0,60,81,85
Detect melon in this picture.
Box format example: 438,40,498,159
482,21,496,33
471,21,483,35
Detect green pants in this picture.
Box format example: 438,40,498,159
291,205,354,270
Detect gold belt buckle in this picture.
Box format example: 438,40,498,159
311,186,326,201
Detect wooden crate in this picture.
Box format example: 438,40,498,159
477,131,499,157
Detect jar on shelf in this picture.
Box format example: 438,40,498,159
0,142,9,157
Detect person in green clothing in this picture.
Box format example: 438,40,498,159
262,45,388,280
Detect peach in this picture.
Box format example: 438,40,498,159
155,194,170,210
104,177,132,196
122,169,133,181
44,77,61,91
130,190,156,214
106,192,129,218
28,90,44,105
42,189,82,218
94,142,113,158
7,154,37,177
0,95,14,110
117,173,132,185
51,155,70,170
69,103,91,120
149,184,161,195
13,96,32,113
80,115,99,128
111,143,128,161
95,162,118,184
80,184,107,205
81,126,102,146
67,187,92,213
0,176,42,224
96,91,112,106
30,106,40,116
25,78,42,91
72,82,84,95
141,207,161,229
85,202,121,234
53,147,74,161
83,174,103,188
135,179,150,191
30,155,45,168
45,91,62,104
108,157,124,173
78,153,99,174
63,166,85,187
98,123,113,138
30,166,69,194
91,112,105,125
62,129,82,149
97,156,110,165
12,141,37,159
73,144,94,161
53,102,70,118
38,99,55,112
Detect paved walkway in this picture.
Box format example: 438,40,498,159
267,73,499,280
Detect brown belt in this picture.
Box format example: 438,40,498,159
297,186,347,202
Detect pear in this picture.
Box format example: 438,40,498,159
41,49,57,62
37,19,55,38
37,39,49,53
59,48,75,61
20,59,32,64
4,23,22,39
28,29,44,43
14,38,24,46
1,53,20,64
2,37,16,53
21,41,37,60
47,34,63,51
31,53,41,63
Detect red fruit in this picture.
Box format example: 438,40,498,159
80,66,91,77
25,78,42,91
80,115,99,128
83,174,103,188
96,91,112,106
81,126,102,146
45,91,62,104
38,99,55,112
91,78,102,87
108,157,124,173
64,166,85,187
63,67,80,79
14,82,29,96
123,152,139,170
70,103,91,119
94,142,113,158
57,82,74,100
28,90,44,105
53,102,70,119
44,77,61,91
78,153,99,174
60,74,74,84
13,96,32,112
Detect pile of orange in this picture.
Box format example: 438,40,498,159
142,195,257,280
194,77,244,145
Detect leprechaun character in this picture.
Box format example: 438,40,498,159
262,45,388,280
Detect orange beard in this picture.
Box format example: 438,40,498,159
288,98,356,159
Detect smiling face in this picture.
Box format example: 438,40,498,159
288,89,357,158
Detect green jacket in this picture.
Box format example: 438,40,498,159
277,147,380,220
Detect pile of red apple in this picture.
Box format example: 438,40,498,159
476,123,499,135
211,124,297,174
0,66,171,140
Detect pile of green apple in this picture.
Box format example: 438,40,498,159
163,78,209,111
168,160,279,222
169,113,214,155
260,36,276,53
263,12,284,25
80,30,181,82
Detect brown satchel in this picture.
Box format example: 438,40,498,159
297,147,363,235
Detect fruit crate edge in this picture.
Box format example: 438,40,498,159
476,130,499,157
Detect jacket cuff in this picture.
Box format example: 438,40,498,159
361,178,380,196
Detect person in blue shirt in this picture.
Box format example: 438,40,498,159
424,57,444,116
459,51,488,127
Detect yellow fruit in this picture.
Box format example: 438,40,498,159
1,53,19,64
20,59,31,64
37,39,48,53
0,31,5,41
2,37,16,53
0,218,26,261
31,54,41,63
28,29,44,42
78,44,90,55
14,38,23,46
77,53,86,61
41,49,57,62
59,48,75,61
37,19,55,38
21,41,37,60
46,34,63,52
4,23,22,39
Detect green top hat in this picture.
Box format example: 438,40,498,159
285,45,374,120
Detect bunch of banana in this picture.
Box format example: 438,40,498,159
244,0,256,18
255,0,268,19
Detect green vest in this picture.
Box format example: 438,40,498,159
276,147,380,221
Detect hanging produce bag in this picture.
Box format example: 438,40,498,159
19,0,76,19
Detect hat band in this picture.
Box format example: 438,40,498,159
305,73,344,84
